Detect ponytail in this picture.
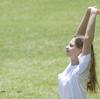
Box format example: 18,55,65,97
87,44,99,93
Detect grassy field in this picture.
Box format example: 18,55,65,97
0,0,100,99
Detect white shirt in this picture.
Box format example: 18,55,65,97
58,53,91,99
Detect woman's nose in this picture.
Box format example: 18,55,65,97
66,45,69,49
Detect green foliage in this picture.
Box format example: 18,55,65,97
0,0,100,98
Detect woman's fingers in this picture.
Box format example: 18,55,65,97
87,6,97,14
97,10,100,14
93,6,100,14
87,6,100,15
94,6,97,8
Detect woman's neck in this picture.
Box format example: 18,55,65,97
71,57,79,66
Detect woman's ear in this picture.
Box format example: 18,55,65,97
78,49,82,56
80,49,82,54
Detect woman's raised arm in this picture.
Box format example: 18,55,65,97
82,7,100,56
74,6,97,37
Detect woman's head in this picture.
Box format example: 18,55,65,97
66,35,84,58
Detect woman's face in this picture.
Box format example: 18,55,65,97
66,38,82,58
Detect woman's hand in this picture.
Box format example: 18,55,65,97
87,6,100,15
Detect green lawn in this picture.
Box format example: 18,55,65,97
0,0,100,99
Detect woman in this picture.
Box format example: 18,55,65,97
58,6,100,99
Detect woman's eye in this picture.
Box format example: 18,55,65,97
70,44,73,47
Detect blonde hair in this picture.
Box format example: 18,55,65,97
74,35,99,93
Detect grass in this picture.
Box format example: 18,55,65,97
0,0,100,99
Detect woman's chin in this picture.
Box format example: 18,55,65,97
66,53,69,57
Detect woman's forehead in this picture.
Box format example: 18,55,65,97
70,38,76,44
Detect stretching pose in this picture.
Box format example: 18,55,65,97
58,6,100,99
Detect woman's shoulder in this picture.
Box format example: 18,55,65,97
78,53,91,64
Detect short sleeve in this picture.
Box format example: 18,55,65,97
78,53,91,64
74,53,91,76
